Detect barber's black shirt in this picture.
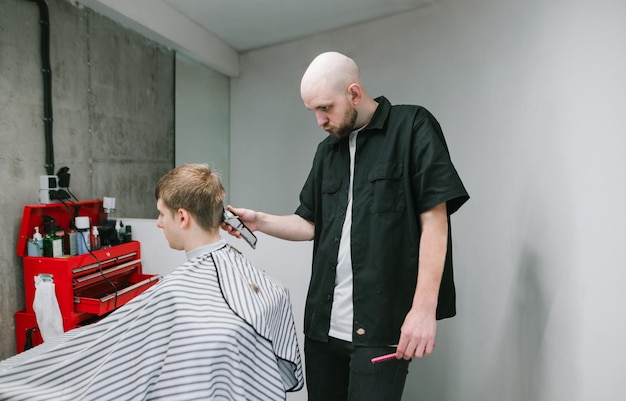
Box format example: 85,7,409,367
295,96,469,346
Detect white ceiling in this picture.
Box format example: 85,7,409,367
162,0,433,52
77,0,433,76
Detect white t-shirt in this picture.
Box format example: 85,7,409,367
328,130,359,341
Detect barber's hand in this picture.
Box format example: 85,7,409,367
395,308,437,360
221,205,258,237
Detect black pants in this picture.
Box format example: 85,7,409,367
305,337,410,401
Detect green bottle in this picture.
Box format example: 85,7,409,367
42,216,63,257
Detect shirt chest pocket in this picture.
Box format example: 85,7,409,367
367,162,405,213
321,177,342,222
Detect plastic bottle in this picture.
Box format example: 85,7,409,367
54,226,66,255
42,216,53,257
67,227,78,256
75,216,91,255
91,226,101,251
27,227,44,256
42,232,52,257
43,228,63,258
114,220,121,241
122,224,132,243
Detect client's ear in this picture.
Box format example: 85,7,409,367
177,208,192,228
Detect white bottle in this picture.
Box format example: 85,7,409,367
27,227,44,256
34,226,43,255
75,216,91,255
115,220,122,243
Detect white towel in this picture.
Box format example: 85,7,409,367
32,275,64,343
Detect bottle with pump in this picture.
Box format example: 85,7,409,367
27,227,44,256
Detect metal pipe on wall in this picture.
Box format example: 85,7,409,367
29,0,55,176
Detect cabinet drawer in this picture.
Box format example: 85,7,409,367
74,273,159,316
73,259,143,290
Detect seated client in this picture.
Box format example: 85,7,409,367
0,163,303,401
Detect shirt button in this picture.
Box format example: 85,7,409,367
356,328,365,336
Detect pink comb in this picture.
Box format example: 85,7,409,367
371,353,397,364
371,344,436,364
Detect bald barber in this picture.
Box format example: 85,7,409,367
224,51,469,401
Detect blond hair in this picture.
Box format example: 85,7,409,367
155,164,225,231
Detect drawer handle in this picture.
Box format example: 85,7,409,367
73,259,142,284
99,276,160,302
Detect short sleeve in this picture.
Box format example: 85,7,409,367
411,111,469,215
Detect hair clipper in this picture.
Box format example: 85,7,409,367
223,209,257,249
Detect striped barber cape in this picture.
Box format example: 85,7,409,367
0,242,304,400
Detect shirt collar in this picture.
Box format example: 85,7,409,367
186,239,227,260
361,96,391,132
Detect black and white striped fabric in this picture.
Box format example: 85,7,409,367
0,243,303,400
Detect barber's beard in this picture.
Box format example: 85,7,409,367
329,107,358,140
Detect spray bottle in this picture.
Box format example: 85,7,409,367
91,226,101,251
115,220,123,244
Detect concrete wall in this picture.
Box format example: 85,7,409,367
0,0,174,359
229,0,626,400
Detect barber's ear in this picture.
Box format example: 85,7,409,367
347,83,361,104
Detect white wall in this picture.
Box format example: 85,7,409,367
117,218,186,277
229,0,626,400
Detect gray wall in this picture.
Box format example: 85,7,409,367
229,0,626,400
0,0,174,358
174,53,230,197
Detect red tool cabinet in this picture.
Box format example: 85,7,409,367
14,200,160,353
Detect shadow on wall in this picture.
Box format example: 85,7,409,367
506,247,549,400
477,242,580,401
405,246,560,401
